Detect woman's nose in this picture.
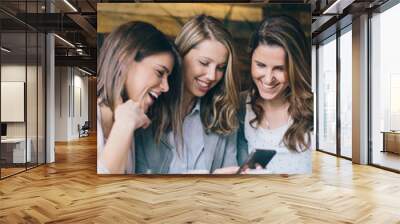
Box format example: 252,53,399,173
160,75,169,92
262,69,275,84
206,67,216,82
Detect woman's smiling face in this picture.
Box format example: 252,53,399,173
182,39,228,98
251,44,289,101
124,52,174,112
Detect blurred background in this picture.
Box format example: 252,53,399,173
97,3,311,91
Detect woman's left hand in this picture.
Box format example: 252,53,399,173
241,164,268,174
213,166,240,174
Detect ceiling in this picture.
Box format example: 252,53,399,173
310,0,390,43
0,0,393,75
0,0,97,73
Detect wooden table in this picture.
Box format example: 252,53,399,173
381,131,400,154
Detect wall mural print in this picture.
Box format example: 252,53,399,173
97,3,313,175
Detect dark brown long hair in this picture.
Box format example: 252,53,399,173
248,16,313,151
97,21,182,142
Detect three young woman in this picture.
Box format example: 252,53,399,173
97,14,313,174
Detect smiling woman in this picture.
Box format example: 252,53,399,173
251,44,288,102
134,15,241,174
237,15,313,174
124,52,173,112
96,21,182,174
181,39,228,97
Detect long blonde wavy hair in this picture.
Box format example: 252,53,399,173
248,16,313,151
175,14,240,135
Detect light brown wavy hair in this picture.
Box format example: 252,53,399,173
97,21,182,142
248,16,313,151
174,14,240,135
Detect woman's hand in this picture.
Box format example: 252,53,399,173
99,100,150,174
213,166,240,174
241,164,270,174
114,99,151,131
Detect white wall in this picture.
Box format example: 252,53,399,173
1,65,26,134
55,66,69,141
1,63,45,164
1,65,38,138
54,67,89,141
72,73,89,138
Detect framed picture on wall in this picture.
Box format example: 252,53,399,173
96,3,313,175
1,81,25,122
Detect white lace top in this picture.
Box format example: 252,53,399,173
244,100,312,174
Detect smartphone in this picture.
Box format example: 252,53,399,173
236,149,277,174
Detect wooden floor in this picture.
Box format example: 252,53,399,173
373,150,400,171
1,135,400,223
1,163,44,178
1,167,26,178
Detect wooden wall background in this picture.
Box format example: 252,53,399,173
97,3,311,92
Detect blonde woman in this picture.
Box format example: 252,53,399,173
97,21,182,174
237,16,313,174
135,15,240,174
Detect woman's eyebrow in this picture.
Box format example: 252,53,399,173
200,56,212,61
201,56,227,65
156,64,170,74
254,59,265,64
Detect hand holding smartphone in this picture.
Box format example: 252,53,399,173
236,149,276,174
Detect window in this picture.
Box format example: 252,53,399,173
317,36,337,155
370,2,400,171
0,1,46,179
339,27,352,158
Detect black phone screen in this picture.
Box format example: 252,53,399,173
237,149,277,174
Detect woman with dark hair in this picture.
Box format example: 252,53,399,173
134,15,240,174
237,16,313,174
97,21,182,174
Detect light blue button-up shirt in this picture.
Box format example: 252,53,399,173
168,100,212,174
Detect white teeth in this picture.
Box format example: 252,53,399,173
149,91,158,99
196,79,209,88
261,80,277,89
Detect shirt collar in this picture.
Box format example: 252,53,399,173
188,99,201,116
